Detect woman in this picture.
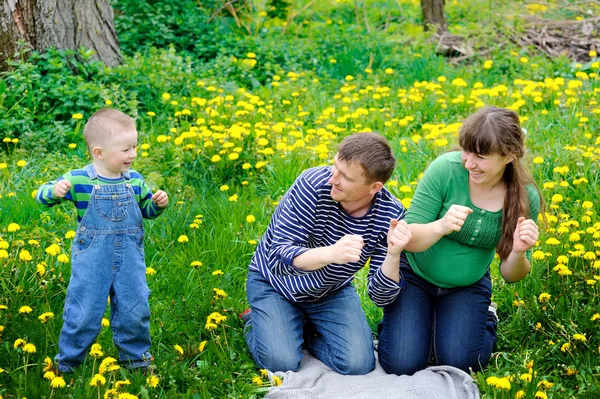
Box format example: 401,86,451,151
378,106,544,375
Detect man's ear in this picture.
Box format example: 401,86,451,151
369,181,384,195
92,146,104,160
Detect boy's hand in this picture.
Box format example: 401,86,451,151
152,190,169,208
53,180,72,199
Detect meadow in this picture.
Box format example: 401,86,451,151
0,0,599,398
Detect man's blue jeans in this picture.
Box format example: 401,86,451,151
245,271,375,375
378,254,497,375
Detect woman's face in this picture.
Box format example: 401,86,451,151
461,150,511,187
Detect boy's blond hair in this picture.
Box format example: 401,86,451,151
83,109,136,152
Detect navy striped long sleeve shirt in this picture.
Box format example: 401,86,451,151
249,166,406,306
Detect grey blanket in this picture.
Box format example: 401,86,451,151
265,350,480,399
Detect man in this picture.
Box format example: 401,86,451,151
243,132,412,375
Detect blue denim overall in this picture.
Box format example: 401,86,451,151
56,164,152,372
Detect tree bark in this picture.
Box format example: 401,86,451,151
421,0,446,33
0,0,122,70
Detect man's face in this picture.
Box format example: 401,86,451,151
328,155,377,204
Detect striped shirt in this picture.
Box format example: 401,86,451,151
36,168,164,221
249,166,406,306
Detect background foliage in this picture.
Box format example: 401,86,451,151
1,0,599,398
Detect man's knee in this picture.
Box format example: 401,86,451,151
254,350,302,373
329,346,375,375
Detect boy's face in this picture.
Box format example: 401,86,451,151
94,130,138,178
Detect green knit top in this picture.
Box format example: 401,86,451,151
405,151,540,288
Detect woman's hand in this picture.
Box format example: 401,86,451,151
512,217,539,254
440,205,473,235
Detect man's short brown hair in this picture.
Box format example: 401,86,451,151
337,132,396,183
83,108,136,152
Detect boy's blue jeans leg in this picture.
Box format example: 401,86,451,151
55,249,112,373
110,234,152,368
245,271,375,375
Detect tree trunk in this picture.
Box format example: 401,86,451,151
421,0,446,33
0,0,122,70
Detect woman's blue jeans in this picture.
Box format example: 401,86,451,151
245,271,375,375
377,254,497,375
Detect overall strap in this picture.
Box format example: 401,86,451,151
84,164,99,180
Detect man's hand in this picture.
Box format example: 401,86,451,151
53,180,72,199
152,190,169,208
387,219,412,255
330,234,364,264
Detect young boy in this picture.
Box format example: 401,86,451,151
36,108,168,373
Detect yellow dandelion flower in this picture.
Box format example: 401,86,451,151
213,288,227,299
44,370,56,380
102,318,110,327
219,185,229,191
23,343,36,353
19,306,33,314
532,250,545,260
50,376,66,388
38,312,54,323
486,376,511,390
591,313,600,321
534,391,548,399
212,270,224,276
146,267,156,276
36,263,46,276
252,376,263,385
43,356,53,372
538,380,554,389
89,343,103,358
45,244,61,256
246,215,256,223
248,239,258,245
178,235,189,243
199,340,207,352
114,379,131,388
174,345,184,355
205,322,218,330
228,194,238,202
573,333,586,342
520,373,532,382
0,249,8,259
146,375,160,388
90,374,106,386
560,342,571,352
538,292,551,303
191,261,203,268
19,249,33,261
273,376,283,386
515,390,525,399
72,113,83,120
57,254,69,263
99,357,117,374
557,255,568,264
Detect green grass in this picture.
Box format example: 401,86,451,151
1,0,600,398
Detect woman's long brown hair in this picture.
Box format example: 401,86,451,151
458,106,545,260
